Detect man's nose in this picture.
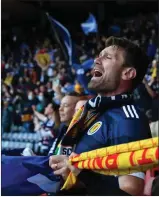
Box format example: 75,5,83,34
59,106,63,112
94,56,101,65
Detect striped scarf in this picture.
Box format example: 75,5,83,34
57,93,158,190
62,137,159,190
60,93,133,152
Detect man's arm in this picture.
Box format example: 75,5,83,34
119,175,144,195
77,170,145,195
32,106,47,122
49,155,145,195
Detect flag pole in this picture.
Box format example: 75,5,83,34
46,12,68,63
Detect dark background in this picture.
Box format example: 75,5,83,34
2,0,158,26
2,0,158,47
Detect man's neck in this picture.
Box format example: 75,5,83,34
99,87,129,97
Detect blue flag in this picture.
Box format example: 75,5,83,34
48,16,72,65
81,13,98,35
73,58,94,71
74,58,96,95
82,58,94,71
2,155,62,196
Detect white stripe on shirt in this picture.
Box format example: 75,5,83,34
122,106,130,118
131,105,139,119
127,105,134,118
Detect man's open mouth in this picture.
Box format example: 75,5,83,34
92,69,103,77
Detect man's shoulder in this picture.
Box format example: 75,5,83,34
104,104,147,122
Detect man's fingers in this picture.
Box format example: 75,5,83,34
54,167,70,178
49,155,66,167
49,156,59,167
49,155,69,169
69,152,78,159
54,167,66,175
51,162,65,170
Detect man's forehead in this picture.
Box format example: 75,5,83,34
62,96,78,104
101,45,123,55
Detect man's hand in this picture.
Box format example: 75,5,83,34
49,155,70,180
49,153,81,180
69,152,81,176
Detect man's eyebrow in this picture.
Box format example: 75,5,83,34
100,51,113,57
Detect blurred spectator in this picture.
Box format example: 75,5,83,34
49,93,82,155
21,106,34,133
46,81,55,101
2,101,13,133
28,68,37,84
36,92,47,113
33,101,60,155
27,90,38,107
59,93,81,124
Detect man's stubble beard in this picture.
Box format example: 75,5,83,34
88,77,120,94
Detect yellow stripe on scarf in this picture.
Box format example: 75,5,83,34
61,137,159,190
66,106,84,132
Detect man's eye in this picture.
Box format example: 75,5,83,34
103,56,111,60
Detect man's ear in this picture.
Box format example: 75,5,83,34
121,67,136,81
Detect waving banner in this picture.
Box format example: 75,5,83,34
2,138,158,195
62,137,159,190
2,156,61,196
81,13,98,35
34,49,51,71
47,15,72,65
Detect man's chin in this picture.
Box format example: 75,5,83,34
88,81,99,92
88,81,109,94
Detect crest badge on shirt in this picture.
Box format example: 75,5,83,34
87,121,102,135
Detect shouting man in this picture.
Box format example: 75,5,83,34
49,37,151,196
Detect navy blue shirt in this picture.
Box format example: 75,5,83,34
74,103,151,195
75,104,151,154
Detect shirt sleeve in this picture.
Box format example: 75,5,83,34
128,172,145,180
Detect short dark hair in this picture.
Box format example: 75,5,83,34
105,36,150,89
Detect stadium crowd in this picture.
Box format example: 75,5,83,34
1,11,159,195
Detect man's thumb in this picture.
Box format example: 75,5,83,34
69,152,78,159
